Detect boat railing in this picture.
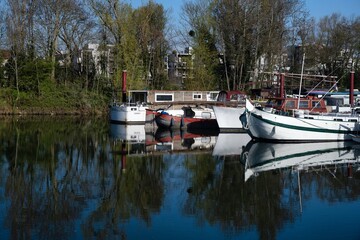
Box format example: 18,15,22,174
112,101,148,107
293,109,360,121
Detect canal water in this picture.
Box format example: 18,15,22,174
0,116,360,240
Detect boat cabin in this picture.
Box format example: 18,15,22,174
308,90,360,113
265,96,329,113
127,90,220,105
216,90,247,103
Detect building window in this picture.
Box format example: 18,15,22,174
155,94,174,102
193,93,202,100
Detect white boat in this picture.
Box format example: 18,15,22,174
212,106,246,131
213,94,330,132
109,102,149,124
243,141,359,182
109,70,153,124
244,99,360,141
212,90,247,131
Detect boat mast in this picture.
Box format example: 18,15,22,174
297,51,305,109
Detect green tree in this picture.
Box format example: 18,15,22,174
90,0,168,93
89,0,141,98
133,1,169,89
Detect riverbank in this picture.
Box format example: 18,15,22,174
0,106,107,115
0,88,110,116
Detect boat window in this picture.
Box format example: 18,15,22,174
285,100,295,108
325,97,343,106
228,93,247,102
155,94,173,102
193,93,202,100
299,101,309,108
267,99,281,107
312,101,322,108
207,91,219,101
348,119,357,122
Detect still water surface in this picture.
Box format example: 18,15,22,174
0,116,360,240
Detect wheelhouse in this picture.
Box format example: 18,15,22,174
265,96,328,113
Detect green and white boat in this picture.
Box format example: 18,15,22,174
244,99,360,142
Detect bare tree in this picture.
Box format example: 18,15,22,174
58,1,97,87
34,0,77,82
4,0,36,99
181,0,306,91
182,0,219,90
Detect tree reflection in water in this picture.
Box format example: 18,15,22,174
182,154,291,240
0,116,165,239
183,144,360,240
1,116,360,239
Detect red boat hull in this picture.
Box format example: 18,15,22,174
155,113,218,130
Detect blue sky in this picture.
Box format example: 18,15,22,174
305,0,360,19
131,0,360,21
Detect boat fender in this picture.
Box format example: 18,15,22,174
170,117,174,127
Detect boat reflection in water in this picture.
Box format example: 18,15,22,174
109,123,147,142
109,124,152,159
154,128,217,152
109,123,217,156
212,132,251,157
242,140,360,182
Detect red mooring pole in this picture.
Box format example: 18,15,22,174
350,70,354,107
122,70,127,103
280,73,285,98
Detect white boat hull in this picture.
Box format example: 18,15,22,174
213,106,245,131
245,99,360,141
110,104,147,124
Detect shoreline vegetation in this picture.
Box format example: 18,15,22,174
0,88,110,116
0,106,106,116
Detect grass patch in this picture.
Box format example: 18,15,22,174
0,82,111,115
